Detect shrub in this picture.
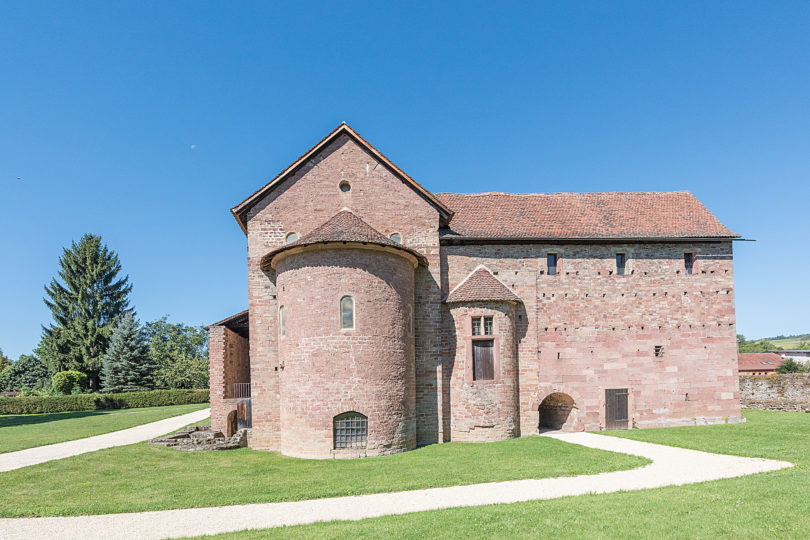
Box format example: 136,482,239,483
0,355,50,392
0,389,209,415
52,371,89,395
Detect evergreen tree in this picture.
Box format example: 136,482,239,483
102,313,156,393
39,234,132,390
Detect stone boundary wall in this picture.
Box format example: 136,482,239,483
739,373,810,412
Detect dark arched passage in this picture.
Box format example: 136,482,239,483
538,393,575,431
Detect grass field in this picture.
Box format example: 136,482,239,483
0,432,646,518
198,410,810,539
0,403,209,454
768,335,810,349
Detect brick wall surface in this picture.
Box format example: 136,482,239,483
447,302,520,441
208,326,249,432
442,241,742,434
276,247,415,458
740,374,810,411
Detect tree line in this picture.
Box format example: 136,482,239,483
0,234,208,395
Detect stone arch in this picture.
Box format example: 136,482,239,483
538,393,576,431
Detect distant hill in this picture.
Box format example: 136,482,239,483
764,334,810,350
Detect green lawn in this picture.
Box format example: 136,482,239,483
0,433,646,518
0,403,209,454
200,410,810,539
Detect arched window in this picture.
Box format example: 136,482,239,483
278,305,285,337
285,232,298,244
389,232,402,243
340,296,354,329
333,412,367,448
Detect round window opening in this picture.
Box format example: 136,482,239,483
339,181,351,192
285,232,298,244
389,233,402,243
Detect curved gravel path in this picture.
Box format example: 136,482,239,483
0,408,211,472
0,430,791,540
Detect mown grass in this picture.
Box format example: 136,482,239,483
0,403,209,453
200,410,810,539
0,433,646,517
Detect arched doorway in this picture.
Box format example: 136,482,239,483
538,393,575,431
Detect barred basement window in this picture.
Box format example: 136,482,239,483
333,412,367,449
654,345,664,358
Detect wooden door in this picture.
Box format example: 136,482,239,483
605,388,628,430
472,340,494,380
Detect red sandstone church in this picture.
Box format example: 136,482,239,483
208,123,743,458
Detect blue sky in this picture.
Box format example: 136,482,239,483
1,2,808,359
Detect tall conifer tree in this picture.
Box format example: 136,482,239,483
39,234,132,390
102,313,156,393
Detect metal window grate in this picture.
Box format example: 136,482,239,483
233,383,251,399
333,412,367,449
654,345,664,358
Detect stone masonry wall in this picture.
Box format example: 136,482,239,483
739,374,810,412
208,326,249,433
245,134,443,451
447,302,520,441
442,241,742,434
275,247,415,458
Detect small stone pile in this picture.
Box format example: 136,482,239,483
150,426,249,451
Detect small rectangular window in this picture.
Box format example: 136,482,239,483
471,316,493,336
684,253,694,275
483,316,493,336
616,253,626,276
279,306,286,337
654,345,664,358
547,253,558,276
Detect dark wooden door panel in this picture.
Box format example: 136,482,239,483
605,388,628,430
473,340,494,380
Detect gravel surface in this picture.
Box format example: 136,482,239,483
0,430,792,540
0,408,211,472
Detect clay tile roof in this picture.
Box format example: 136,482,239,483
436,191,739,240
261,210,424,269
445,267,521,304
737,352,784,372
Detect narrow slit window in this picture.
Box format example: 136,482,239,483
547,253,558,276
340,296,354,329
333,412,367,449
616,253,626,276
279,305,286,337
684,253,694,275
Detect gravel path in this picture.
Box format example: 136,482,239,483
0,408,211,472
0,430,791,540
